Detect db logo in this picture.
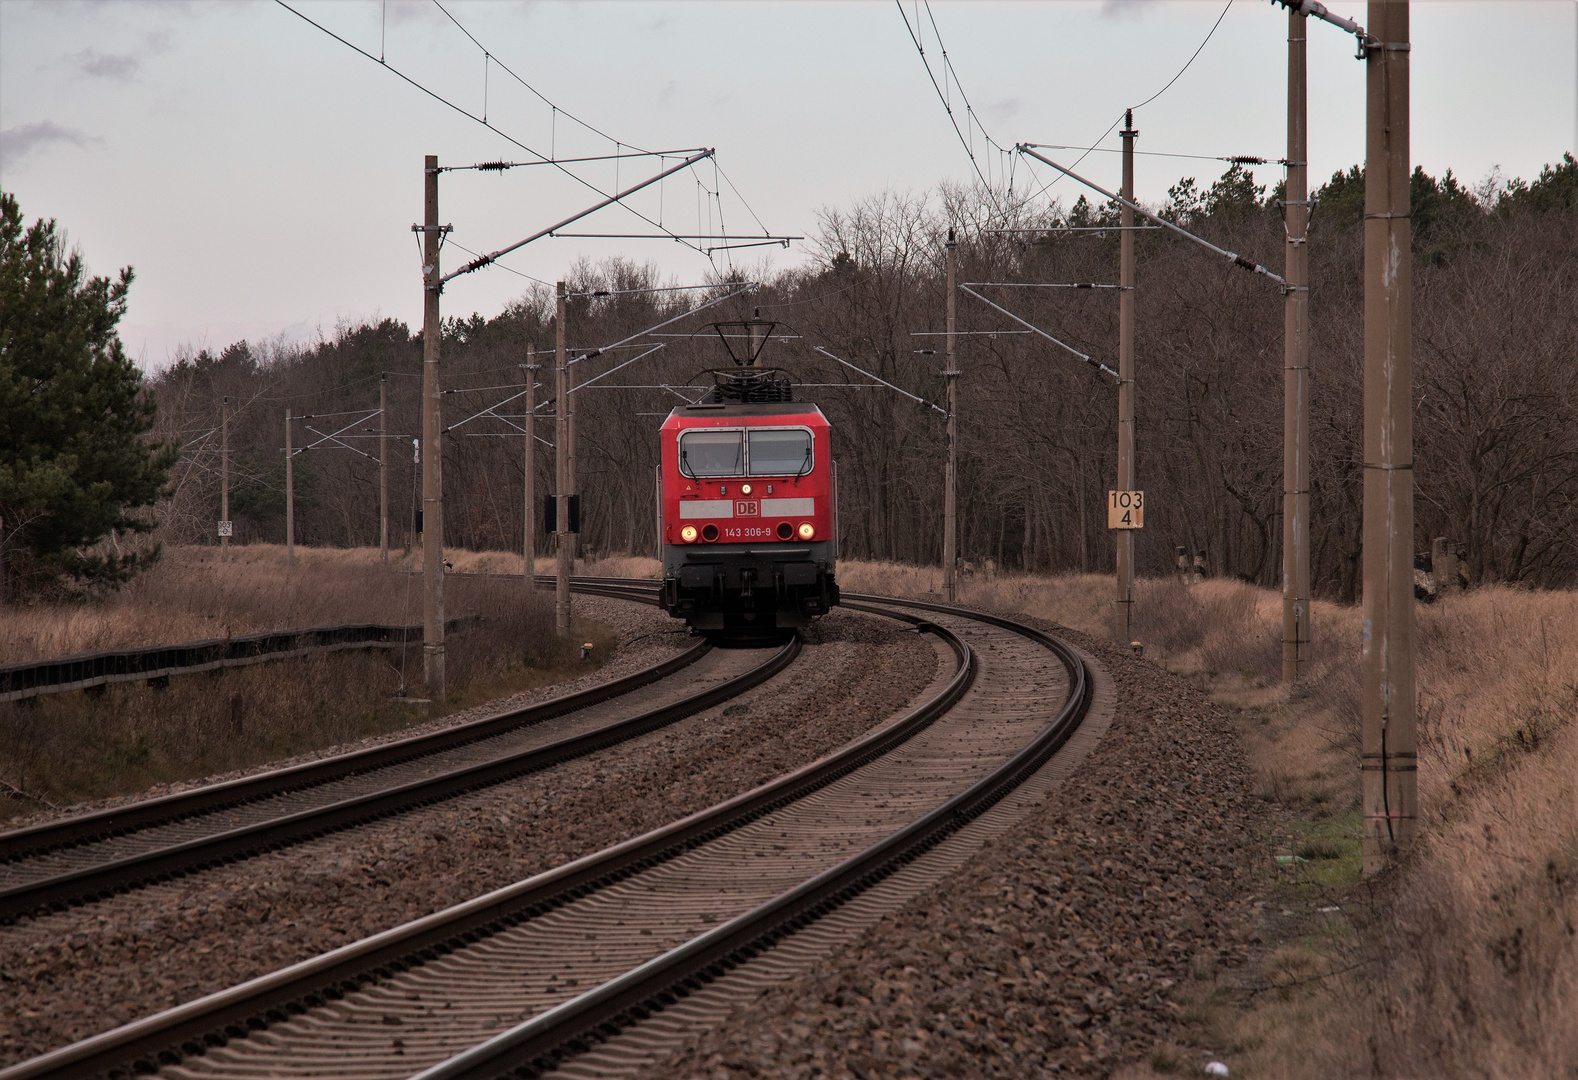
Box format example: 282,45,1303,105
735,500,760,517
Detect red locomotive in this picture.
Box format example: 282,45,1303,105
657,327,838,636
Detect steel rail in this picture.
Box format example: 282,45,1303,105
0,584,676,863
0,611,974,1080
0,584,779,922
407,596,1090,1080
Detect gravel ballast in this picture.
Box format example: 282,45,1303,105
0,607,939,1066
647,621,1267,1079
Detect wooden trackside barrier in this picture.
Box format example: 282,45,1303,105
0,616,483,704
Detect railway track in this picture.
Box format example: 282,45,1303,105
3,593,1099,1080
0,581,796,922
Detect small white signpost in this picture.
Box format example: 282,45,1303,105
217,520,234,538
1107,491,1144,530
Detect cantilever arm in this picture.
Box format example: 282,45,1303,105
440,151,713,285
1016,145,1287,287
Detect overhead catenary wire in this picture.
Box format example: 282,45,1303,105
965,281,1129,290
985,226,1160,234
809,345,948,416
895,0,1012,213
565,284,758,366
1027,144,1284,165
293,410,384,458
1130,0,1236,113
445,150,704,172
957,284,1117,379
909,330,1031,337
565,283,753,298
1016,145,1287,285
430,0,656,154
442,151,715,284
303,424,379,462
570,343,668,392
444,240,554,288
1015,0,1235,206
274,2,723,259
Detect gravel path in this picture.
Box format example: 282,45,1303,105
0,608,937,1066
647,620,1267,1080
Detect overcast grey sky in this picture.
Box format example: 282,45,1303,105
2,0,1574,369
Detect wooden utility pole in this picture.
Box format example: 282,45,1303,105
1361,1,1415,874
1116,110,1137,639
421,153,446,702
555,282,572,636
220,396,230,549
1283,6,1312,683
523,346,537,578
284,408,295,564
379,374,389,563
943,228,959,605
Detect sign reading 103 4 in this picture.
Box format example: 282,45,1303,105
1107,490,1144,530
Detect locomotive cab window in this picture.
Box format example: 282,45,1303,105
748,429,813,476
679,430,744,477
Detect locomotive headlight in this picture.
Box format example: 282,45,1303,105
740,483,752,495
680,525,698,543
797,522,815,540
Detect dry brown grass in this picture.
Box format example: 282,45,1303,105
0,545,605,819
839,559,1576,1078
1,544,533,662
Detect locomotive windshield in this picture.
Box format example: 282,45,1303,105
748,429,812,476
679,430,744,477
679,427,813,478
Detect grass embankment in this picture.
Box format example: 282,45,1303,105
0,545,614,821
835,560,1577,1079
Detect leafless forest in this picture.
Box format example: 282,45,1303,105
151,157,1577,596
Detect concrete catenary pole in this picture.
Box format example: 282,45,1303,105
421,154,446,702
567,326,579,572
220,396,230,549
284,408,294,564
379,374,389,563
1116,109,1137,640
1283,6,1313,683
943,228,959,606
555,282,572,636
523,346,536,578
1360,1,1415,874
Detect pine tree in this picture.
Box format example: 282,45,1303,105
0,191,175,598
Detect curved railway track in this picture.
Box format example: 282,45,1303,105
2,593,1100,1080
0,582,796,922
